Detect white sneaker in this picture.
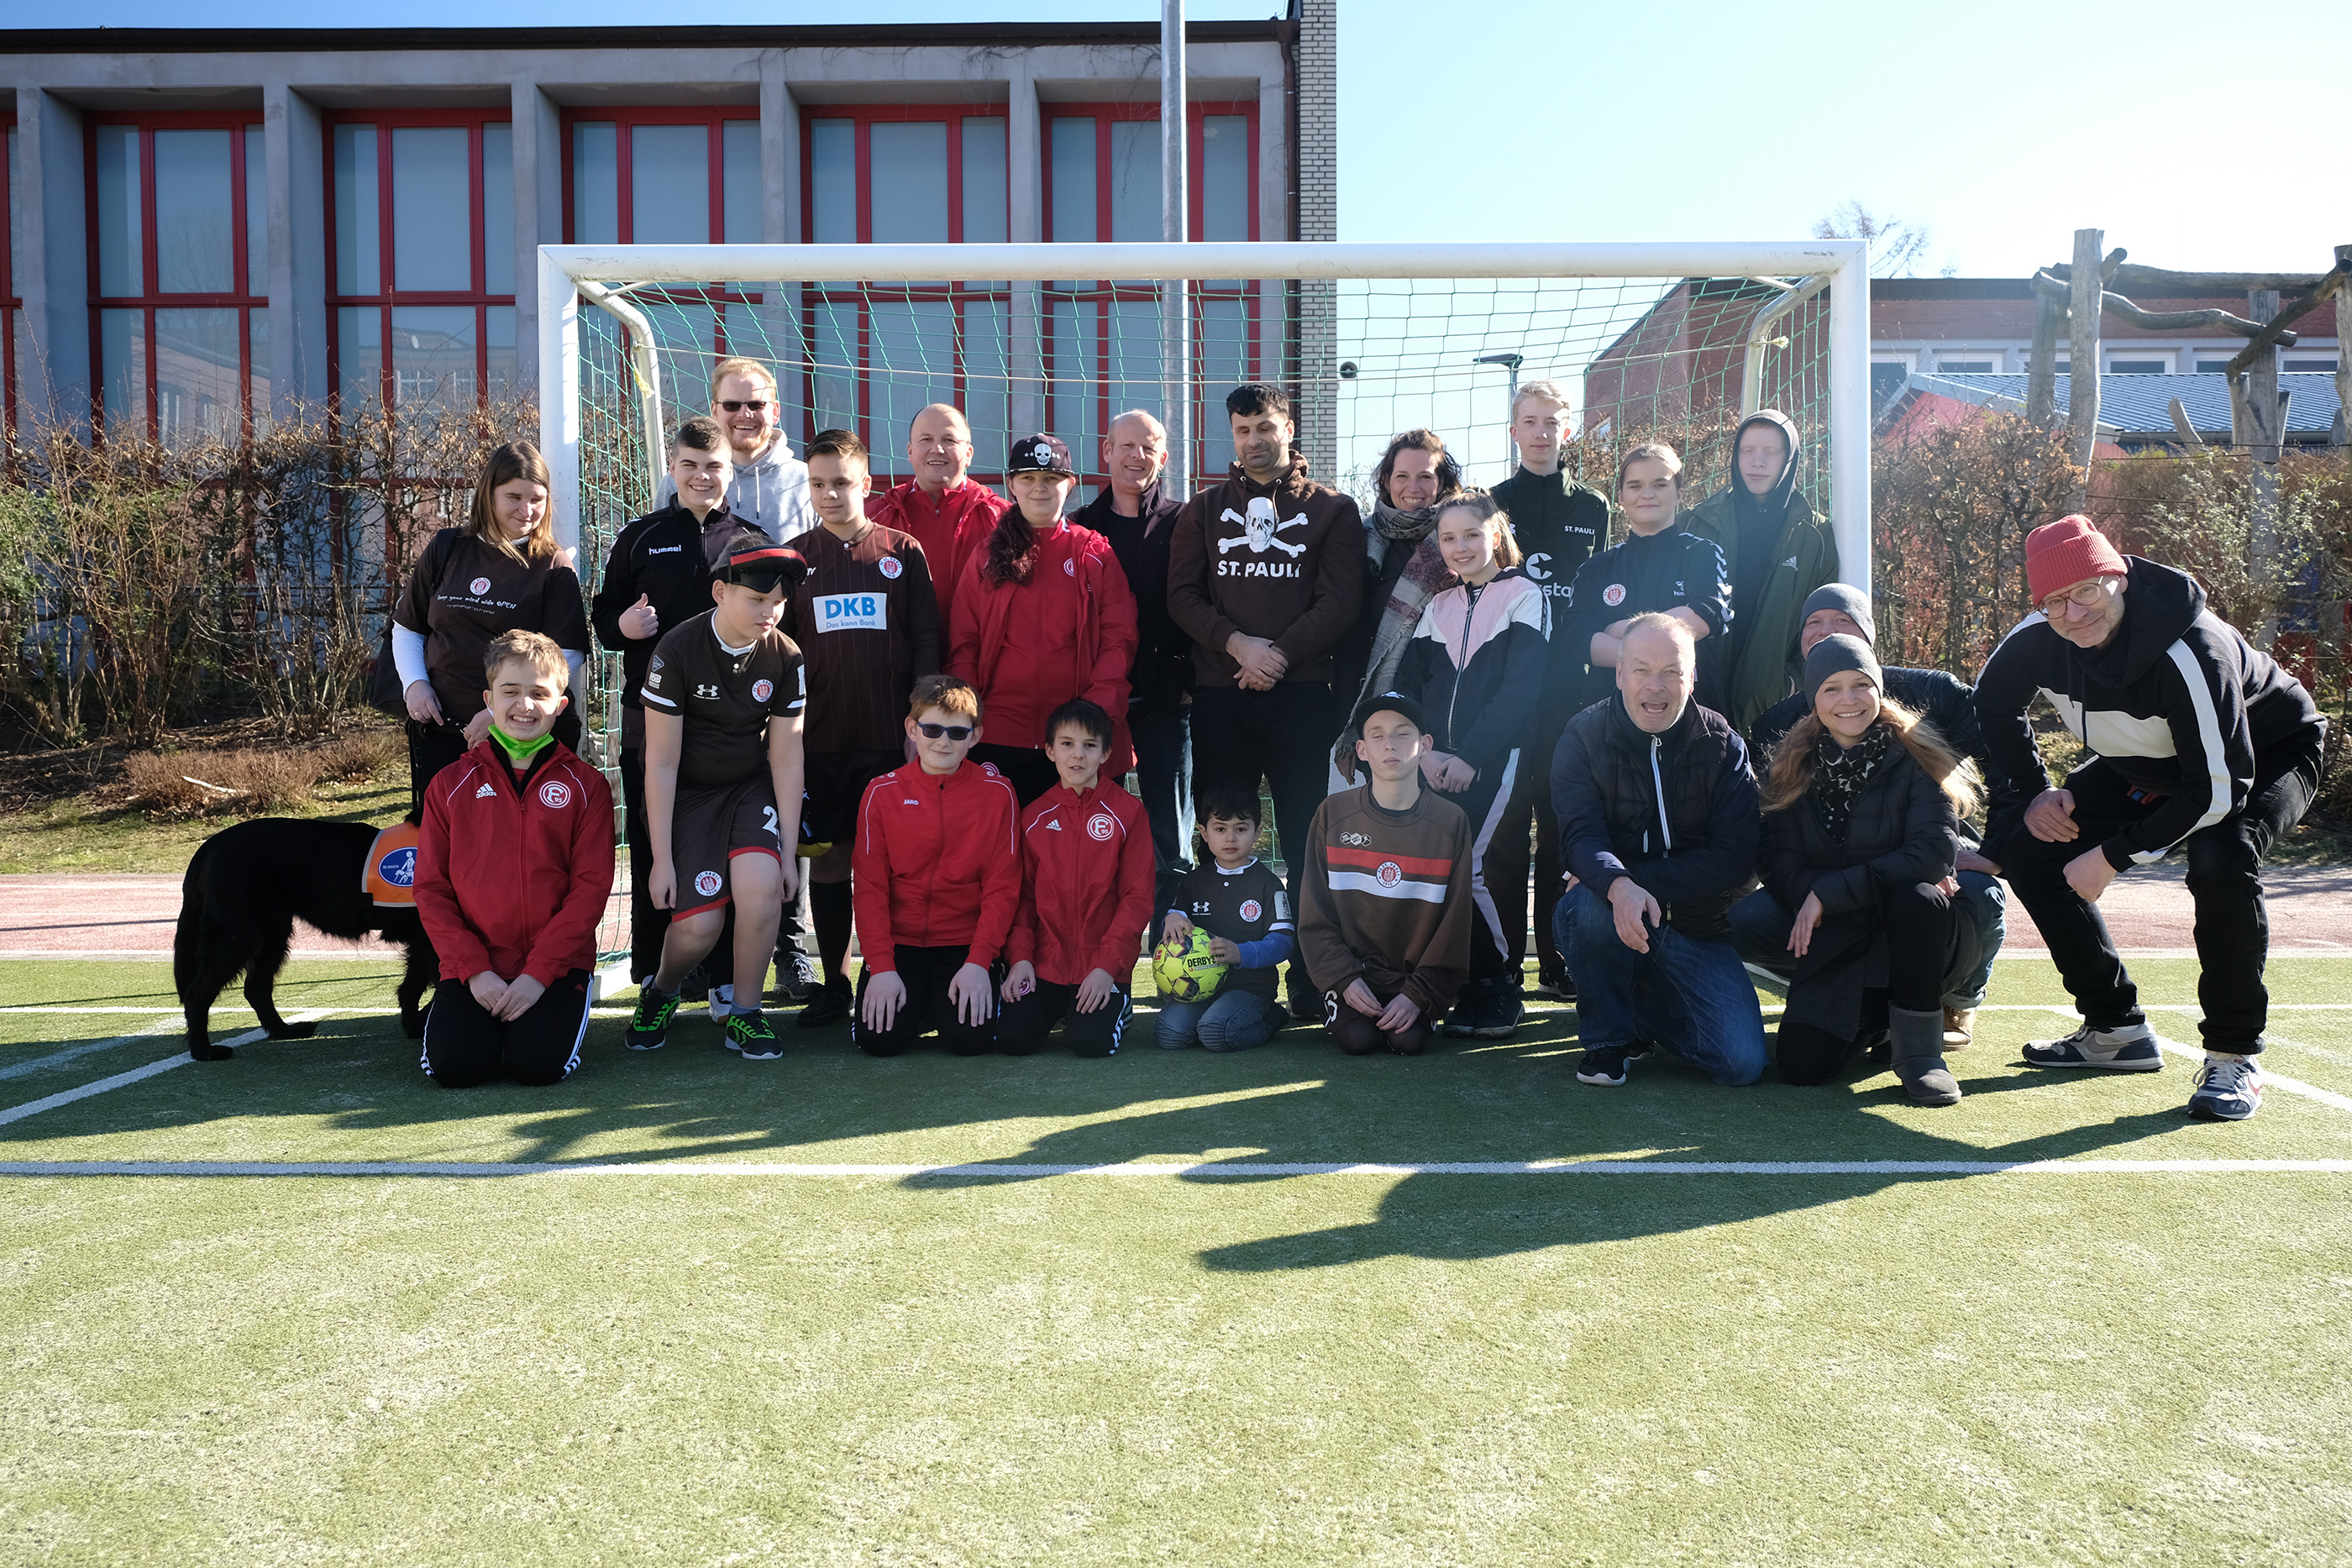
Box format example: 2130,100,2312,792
2188,1056,2263,1121
2022,1021,2161,1071
708,983,736,1025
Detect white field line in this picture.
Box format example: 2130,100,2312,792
0,1016,182,1082
3,1157,2350,1179
0,1012,325,1127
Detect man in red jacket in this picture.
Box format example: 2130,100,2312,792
414,630,616,1088
864,402,1011,627
1000,698,1153,1056
852,674,1024,1056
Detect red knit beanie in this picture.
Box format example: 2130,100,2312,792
2024,516,2127,605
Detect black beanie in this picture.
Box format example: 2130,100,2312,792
1800,583,1876,647
1803,633,1882,703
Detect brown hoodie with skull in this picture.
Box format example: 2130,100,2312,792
1167,454,1366,687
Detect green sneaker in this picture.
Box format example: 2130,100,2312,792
627,988,680,1051
726,1010,783,1061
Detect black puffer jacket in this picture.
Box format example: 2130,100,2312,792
1552,695,1758,942
1761,731,1961,1035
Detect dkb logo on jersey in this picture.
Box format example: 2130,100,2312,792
693,870,723,898
1086,812,1116,842
469,576,491,595
376,845,417,888
1239,899,1262,922
752,679,774,702
817,592,888,632
1376,861,1403,888
538,779,572,810
879,556,903,579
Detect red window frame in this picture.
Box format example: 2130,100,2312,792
322,108,514,417
82,111,266,443
796,105,1013,475
1042,101,1263,486
3,108,19,436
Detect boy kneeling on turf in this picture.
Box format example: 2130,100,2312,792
1000,698,1154,1057
627,535,810,1059
1158,785,1296,1052
853,675,1023,1055
415,630,615,1088
1297,692,1474,1055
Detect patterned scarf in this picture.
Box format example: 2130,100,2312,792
1811,721,1893,843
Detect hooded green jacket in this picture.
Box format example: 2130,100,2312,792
1682,412,1838,732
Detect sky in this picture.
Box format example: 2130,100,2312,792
13,0,2346,277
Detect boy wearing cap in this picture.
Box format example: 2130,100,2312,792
1295,690,1474,1056
780,427,943,1027
1975,517,2325,1120
624,533,810,1060
946,433,1139,805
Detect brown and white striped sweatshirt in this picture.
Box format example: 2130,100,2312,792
1296,783,1473,1019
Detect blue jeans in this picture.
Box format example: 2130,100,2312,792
1555,883,1767,1086
1156,988,1285,1052
1131,700,1195,916
1729,870,2006,1009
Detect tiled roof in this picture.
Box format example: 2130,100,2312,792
1907,372,2344,439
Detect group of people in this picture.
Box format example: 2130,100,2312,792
390,356,2323,1125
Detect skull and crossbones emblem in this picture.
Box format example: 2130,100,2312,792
1217,496,1310,558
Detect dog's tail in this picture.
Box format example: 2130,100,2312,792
173,836,217,1005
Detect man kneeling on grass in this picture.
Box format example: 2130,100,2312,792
1297,691,1473,1056
415,630,615,1088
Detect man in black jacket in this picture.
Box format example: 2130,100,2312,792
1551,613,1767,1088
1977,517,2326,1122
1735,583,2009,1044
1073,410,1191,920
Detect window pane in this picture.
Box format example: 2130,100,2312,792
391,304,475,411
486,304,515,403
961,118,1006,244
1196,293,1251,467
631,123,710,244
333,124,380,296
244,126,267,298
155,307,240,446
94,125,143,297
811,297,858,438
155,130,236,295
1201,116,1249,242
7,126,20,298
482,123,514,296
722,120,760,244
100,308,145,434
1108,296,1164,448
391,126,472,294
572,123,617,245
1109,120,1160,243
248,308,270,434
809,120,854,245
961,298,1009,467
1049,118,1096,242
338,305,382,410
869,121,948,244
869,297,957,457
1049,298,1099,460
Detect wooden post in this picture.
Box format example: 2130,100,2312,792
2026,290,2064,427
2066,228,2103,510
2338,252,2352,455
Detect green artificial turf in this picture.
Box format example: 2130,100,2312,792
3,956,2350,1565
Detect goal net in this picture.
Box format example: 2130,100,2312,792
538,240,1869,969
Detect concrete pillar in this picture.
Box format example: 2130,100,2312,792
261,80,327,418
761,50,796,244
511,79,561,396
1006,62,1045,437
14,87,90,431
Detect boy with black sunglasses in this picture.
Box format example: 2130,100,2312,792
850,675,1023,1056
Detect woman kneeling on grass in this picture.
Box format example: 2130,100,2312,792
1760,633,1987,1104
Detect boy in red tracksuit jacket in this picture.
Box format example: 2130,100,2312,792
414,630,616,1088
1000,699,1153,1057
852,674,1024,1056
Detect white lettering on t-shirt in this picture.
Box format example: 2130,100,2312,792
816,593,888,632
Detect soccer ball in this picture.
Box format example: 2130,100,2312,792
1152,928,1229,1002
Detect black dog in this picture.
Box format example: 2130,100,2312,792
174,817,437,1059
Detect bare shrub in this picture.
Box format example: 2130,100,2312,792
125,747,322,819
313,727,402,784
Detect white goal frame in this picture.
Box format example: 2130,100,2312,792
537,239,1873,584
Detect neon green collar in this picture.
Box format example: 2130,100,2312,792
490,722,554,766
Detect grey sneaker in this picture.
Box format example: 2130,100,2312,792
2187,1056,2262,1120
777,950,820,1001
2023,1021,2161,1071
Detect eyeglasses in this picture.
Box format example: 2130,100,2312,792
914,721,974,741
717,400,770,413
2039,578,2118,618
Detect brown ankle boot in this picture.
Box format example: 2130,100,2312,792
1943,1007,1976,1048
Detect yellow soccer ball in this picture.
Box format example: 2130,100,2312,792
1152,928,1229,1002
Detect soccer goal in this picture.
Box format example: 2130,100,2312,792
537,239,1868,967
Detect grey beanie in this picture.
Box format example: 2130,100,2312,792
1804,632,1882,703
1800,582,1876,647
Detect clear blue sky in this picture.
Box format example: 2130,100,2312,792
13,0,2347,279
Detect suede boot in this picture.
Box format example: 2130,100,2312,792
1889,1004,1961,1106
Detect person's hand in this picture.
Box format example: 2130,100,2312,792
1608,877,1661,953
1433,756,1477,792
1205,935,1242,965
618,593,660,641
461,707,494,748
777,852,801,903
1002,960,1037,1004
1075,968,1116,1013
1226,632,1288,689
2064,847,2118,904
1955,847,2001,876
1343,978,1383,1019
2024,787,2079,843
404,680,444,726
1936,874,1961,896
1375,992,1420,1034
948,962,994,1028
1561,873,1579,894
493,973,546,1022
1163,912,1194,946
1419,753,1452,789
553,545,578,573
648,859,677,911
862,970,906,1033
467,972,510,1014
1788,891,1824,959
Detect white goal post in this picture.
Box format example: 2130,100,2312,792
538,238,1872,581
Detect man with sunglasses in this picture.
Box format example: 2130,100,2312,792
657,358,815,541
867,402,1011,625
1976,516,2325,1121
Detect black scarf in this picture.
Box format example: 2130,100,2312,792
1371,498,1443,544
1811,721,1893,843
